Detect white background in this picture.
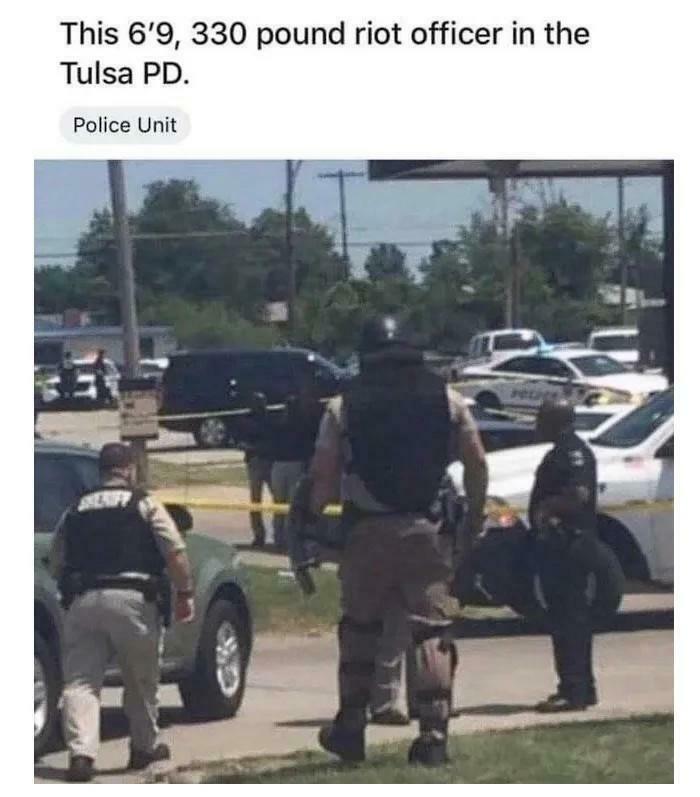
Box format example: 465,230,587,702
7,0,693,788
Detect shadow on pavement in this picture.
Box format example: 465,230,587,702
454,703,534,717
276,718,326,729
454,609,673,640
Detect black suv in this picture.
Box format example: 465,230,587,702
160,347,348,448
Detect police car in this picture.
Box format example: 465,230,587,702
40,357,121,407
449,388,674,587
459,348,667,412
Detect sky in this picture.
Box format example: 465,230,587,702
34,160,664,275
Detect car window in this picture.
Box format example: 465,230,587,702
538,358,574,379
495,356,569,377
591,334,638,352
574,412,612,431
570,355,627,376
35,454,85,534
496,357,534,373
493,332,539,351
71,456,101,492
592,390,673,448
478,337,490,356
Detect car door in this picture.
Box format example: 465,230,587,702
494,357,566,410
649,435,674,584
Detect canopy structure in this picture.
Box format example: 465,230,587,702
368,160,673,381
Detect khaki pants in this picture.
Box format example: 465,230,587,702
338,516,457,732
61,589,162,760
270,461,305,549
246,454,272,543
370,533,456,715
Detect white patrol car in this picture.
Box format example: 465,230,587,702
459,348,667,412
449,388,674,586
41,357,120,406
587,327,639,369
465,328,545,366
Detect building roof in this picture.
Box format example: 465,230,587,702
34,322,173,339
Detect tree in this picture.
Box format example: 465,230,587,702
250,207,345,301
364,243,409,282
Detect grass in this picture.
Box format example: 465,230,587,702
198,715,672,784
148,458,249,489
245,564,513,634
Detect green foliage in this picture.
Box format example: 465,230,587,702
140,296,280,349
36,176,660,356
204,715,673,784
364,243,409,281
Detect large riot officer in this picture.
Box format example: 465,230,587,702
49,443,195,782
307,315,488,766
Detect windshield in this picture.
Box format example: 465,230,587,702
592,390,673,448
570,355,627,376
493,333,539,351
591,334,638,352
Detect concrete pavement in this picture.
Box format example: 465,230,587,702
34,626,673,783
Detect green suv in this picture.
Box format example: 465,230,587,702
34,440,254,758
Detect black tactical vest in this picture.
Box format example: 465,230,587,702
345,363,451,513
63,486,165,577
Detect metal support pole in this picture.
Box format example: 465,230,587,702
318,169,364,280
338,170,349,277
107,160,146,485
662,162,674,383
618,176,627,324
501,179,513,327
285,160,296,340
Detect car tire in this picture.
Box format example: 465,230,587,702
35,632,61,759
194,418,229,449
507,539,625,625
178,599,248,721
475,391,502,411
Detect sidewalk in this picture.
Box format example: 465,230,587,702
34,627,673,784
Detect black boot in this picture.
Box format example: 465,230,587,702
318,719,365,763
408,735,449,767
66,755,94,783
534,693,589,713
127,742,171,770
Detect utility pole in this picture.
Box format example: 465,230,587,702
618,176,627,324
317,169,364,279
107,160,146,484
285,160,302,340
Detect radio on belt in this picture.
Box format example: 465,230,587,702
119,377,159,441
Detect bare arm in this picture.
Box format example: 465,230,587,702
140,498,193,593
460,426,488,538
309,407,343,515
165,550,194,594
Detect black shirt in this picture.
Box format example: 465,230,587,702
528,429,597,534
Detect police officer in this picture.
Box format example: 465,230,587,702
49,443,195,782
58,351,77,401
529,399,599,713
93,348,111,406
307,315,488,766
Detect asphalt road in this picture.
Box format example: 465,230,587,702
35,626,673,783
36,409,244,465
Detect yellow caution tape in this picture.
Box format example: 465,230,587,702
154,495,673,518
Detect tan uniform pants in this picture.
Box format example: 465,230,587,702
371,534,455,715
338,515,457,731
61,589,162,760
